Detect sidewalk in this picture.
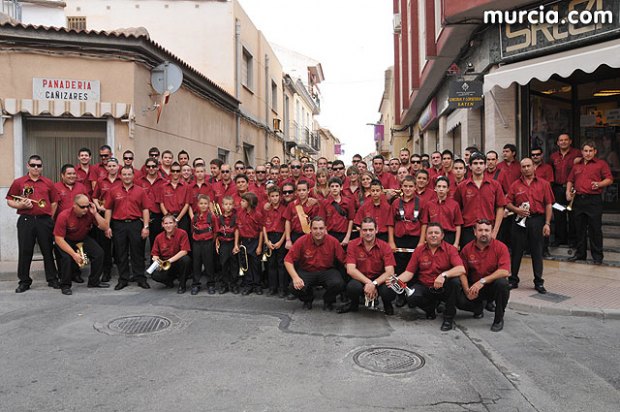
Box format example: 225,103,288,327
1,258,619,319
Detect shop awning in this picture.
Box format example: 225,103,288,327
1,98,131,119
483,39,620,93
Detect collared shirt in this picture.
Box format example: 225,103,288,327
248,182,268,204
284,233,346,272
75,165,93,194
454,177,507,227
93,176,121,203
88,163,109,183
497,160,522,185
460,239,510,283
216,212,237,242
422,197,463,232
264,203,286,233
323,196,355,233
212,180,237,205
484,168,510,195
192,211,218,241
550,147,581,185
391,196,424,237
137,175,165,214
354,199,394,234
189,181,215,213
53,208,95,242
54,181,90,214
152,228,191,259
507,175,555,214
345,237,396,279
568,157,613,195
237,207,264,238
6,174,57,216
283,198,325,233
405,241,463,287
534,163,554,183
105,184,149,220
376,171,399,190
281,177,316,189
158,181,191,214
415,188,437,207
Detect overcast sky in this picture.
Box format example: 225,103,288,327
238,0,394,159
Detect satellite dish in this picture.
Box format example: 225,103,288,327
151,62,183,94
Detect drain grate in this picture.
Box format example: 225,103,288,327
353,347,425,374
108,315,171,335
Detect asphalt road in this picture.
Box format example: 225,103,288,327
1,282,618,412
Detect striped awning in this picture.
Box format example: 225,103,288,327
1,98,130,118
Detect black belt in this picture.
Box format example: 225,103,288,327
552,183,567,188
576,193,599,198
19,215,51,219
114,219,139,223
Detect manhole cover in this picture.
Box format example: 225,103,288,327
353,347,425,374
108,315,171,335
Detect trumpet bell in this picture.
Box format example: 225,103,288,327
160,260,171,271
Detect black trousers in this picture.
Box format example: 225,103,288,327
345,279,396,308
152,255,191,286
573,194,604,262
148,212,163,248
394,235,419,275
266,232,287,291
443,231,456,246
16,215,58,286
406,280,457,320
111,220,146,282
460,226,475,249
329,231,347,243
552,184,576,246
498,218,512,249
510,214,545,286
240,237,260,288
288,268,344,304
59,237,104,288
92,225,113,276
217,240,239,287
455,278,510,323
192,239,215,287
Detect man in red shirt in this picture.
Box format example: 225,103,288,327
531,147,554,182
566,141,613,264
75,147,93,194
323,177,354,245
506,158,554,293
284,181,325,245
395,223,465,331
427,151,443,181
485,151,510,195
338,217,397,315
354,179,394,241
137,158,165,246
249,164,269,204
372,155,399,195
285,217,346,310
212,163,237,205
54,194,110,294
497,144,522,185
150,214,192,293
122,150,142,180
457,219,511,332
88,145,113,191
55,164,90,214
263,186,288,297
7,155,59,292
104,166,151,290
159,162,191,234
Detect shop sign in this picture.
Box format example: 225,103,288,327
500,0,620,59
448,80,483,110
606,108,620,125
418,98,437,132
33,78,100,102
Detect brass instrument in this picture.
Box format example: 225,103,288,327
364,295,379,310
383,189,403,197
261,246,273,262
75,242,89,268
238,244,248,277
394,248,415,253
211,201,222,216
146,258,172,275
387,275,415,297
566,188,576,211
11,195,46,208
515,202,530,228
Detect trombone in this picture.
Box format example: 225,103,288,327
238,244,248,277
75,242,89,268
10,195,46,208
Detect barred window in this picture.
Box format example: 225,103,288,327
67,16,87,31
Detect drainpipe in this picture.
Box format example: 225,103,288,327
235,19,241,153
265,54,270,163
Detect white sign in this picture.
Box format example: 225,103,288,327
33,78,100,102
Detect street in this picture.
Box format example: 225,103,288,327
1,283,618,412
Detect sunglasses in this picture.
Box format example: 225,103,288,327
412,160,421,164
171,169,181,173
256,170,266,174
77,204,90,209
99,154,110,158
221,170,231,174
29,163,43,168
352,160,360,163
149,153,159,157
332,167,344,171
476,219,492,225
124,157,133,160
531,153,542,157
146,165,158,169
282,190,295,195
290,165,302,169
235,166,245,170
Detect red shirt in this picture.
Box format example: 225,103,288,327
264,203,286,233
137,175,165,214
391,196,424,237
345,238,396,279
191,211,218,241
550,147,581,185
497,160,521,185
249,182,268,204
93,176,121,203
75,165,93,194
485,168,510,195
216,213,237,242
6,174,57,216
567,158,613,195
53,208,96,242
454,177,507,227
152,228,191,259
422,197,464,233
282,177,315,189
415,188,437,207
427,167,443,181
534,163,554,183
88,163,109,183
376,171,399,190
54,182,90,214
284,233,346,272
105,184,149,220
323,196,355,233
507,175,555,214
405,241,463,287
283,198,325,234
189,181,215,213
460,239,510,283
158,181,191,215
237,207,264,238
354,199,395,234
212,180,237,205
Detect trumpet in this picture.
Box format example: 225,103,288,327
387,275,415,297
211,201,222,216
515,202,530,228
238,244,248,277
383,189,403,197
261,246,272,262
75,242,89,268
566,188,576,211
11,195,46,208
146,258,171,275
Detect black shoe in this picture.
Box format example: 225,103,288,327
339,293,350,304
485,301,496,312
543,249,551,258
491,320,504,332
15,284,30,293
101,273,111,282
164,281,174,289
509,283,519,290
207,286,216,295
191,286,200,295
114,281,128,291
394,294,407,308
286,293,298,301
268,288,278,296
440,319,454,331
436,302,445,314
567,255,585,262
254,286,263,295
278,290,287,298
177,286,186,294
48,281,61,289
473,311,484,319
72,275,85,284
241,287,252,296
87,282,110,288
137,280,150,289
218,286,229,295
425,311,436,320
61,288,72,296
384,302,394,316
336,302,358,313
230,285,240,295
303,299,313,310
592,260,603,266
535,285,547,294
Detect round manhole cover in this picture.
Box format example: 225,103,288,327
353,347,425,374
108,315,171,335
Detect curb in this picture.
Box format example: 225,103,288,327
508,301,620,320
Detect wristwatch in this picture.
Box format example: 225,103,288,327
441,272,448,280
480,278,487,285
372,280,379,287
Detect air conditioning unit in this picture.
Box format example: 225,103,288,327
393,13,401,34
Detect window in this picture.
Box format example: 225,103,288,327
217,148,229,163
271,80,278,111
242,48,253,89
243,143,254,167
67,16,87,31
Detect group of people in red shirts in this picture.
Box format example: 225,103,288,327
7,133,613,332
